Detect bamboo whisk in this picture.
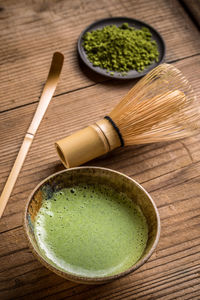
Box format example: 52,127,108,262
56,63,200,168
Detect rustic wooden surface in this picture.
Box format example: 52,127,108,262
181,0,200,27
0,0,200,299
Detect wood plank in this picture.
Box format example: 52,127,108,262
0,0,200,111
0,55,200,299
181,0,200,27
1,0,200,299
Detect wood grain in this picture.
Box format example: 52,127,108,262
0,0,200,299
0,0,200,111
181,0,200,27
1,53,200,298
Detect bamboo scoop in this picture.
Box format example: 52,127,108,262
0,52,64,218
56,63,200,168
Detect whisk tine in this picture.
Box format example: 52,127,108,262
109,63,199,145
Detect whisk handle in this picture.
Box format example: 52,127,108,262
55,118,121,168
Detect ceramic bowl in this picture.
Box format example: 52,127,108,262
24,166,160,284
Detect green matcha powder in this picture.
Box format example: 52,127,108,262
83,23,159,75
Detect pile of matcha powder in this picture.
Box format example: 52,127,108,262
82,23,159,75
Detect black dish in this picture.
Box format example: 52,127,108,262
78,17,166,80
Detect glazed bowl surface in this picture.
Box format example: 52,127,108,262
24,166,160,284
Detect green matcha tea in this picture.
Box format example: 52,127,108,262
34,184,148,277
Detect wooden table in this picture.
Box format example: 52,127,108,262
0,1,200,299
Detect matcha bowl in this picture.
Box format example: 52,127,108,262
24,167,160,284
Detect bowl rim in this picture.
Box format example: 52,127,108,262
24,166,160,283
